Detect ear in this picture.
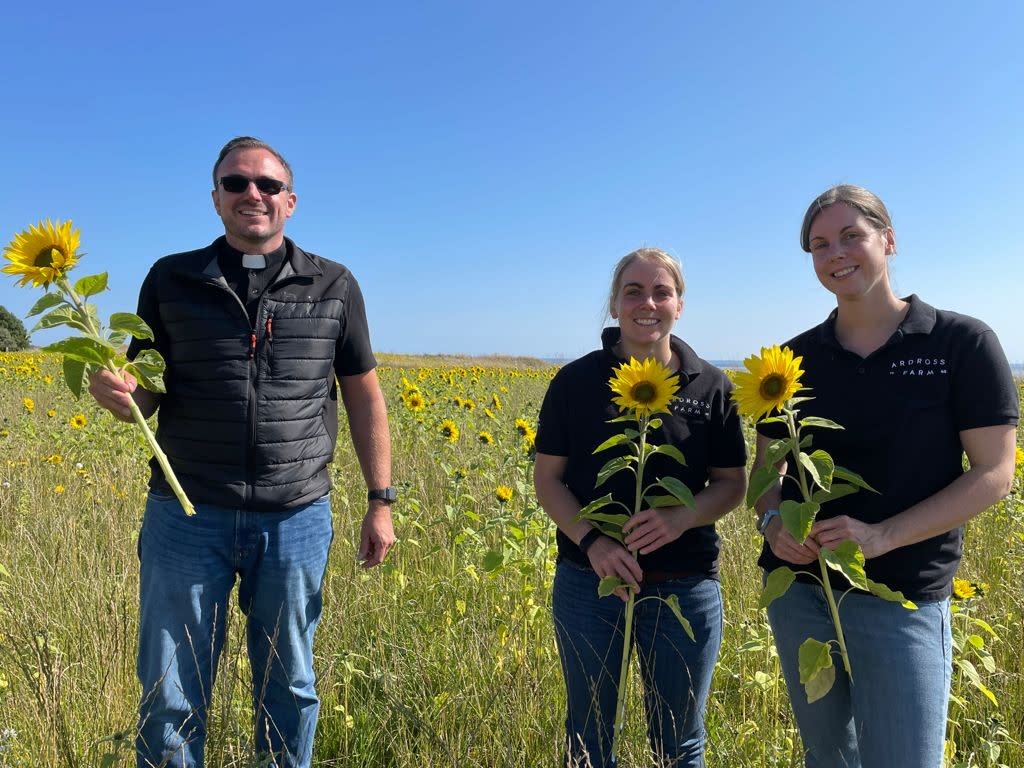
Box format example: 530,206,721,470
675,297,684,320
284,191,297,218
212,188,222,216
883,228,896,255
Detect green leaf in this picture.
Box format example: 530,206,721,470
811,483,859,505
957,658,998,706
864,578,917,609
593,524,625,544
125,349,167,393
481,549,503,572
763,438,794,467
44,336,116,365
653,476,696,510
647,417,663,430
598,575,627,597
649,444,687,466
644,494,683,509
109,312,154,342
74,272,109,298
32,306,91,333
662,593,695,641
746,464,781,508
832,466,878,494
759,567,796,609
578,493,616,518
820,540,869,591
26,292,66,317
580,512,630,529
107,330,128,347
0,563,10,580
595,455,635,487
62,357,89,399
780,499,819,543
624,428,640,439
798,638,836,703
758,415,787,425
799,416,844,431
806,450,835,491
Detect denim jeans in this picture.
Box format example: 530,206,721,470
766,577,952,768
552,560,723,768
135,491,334,768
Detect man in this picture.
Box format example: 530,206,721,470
89,136,396,768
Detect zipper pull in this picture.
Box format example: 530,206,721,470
265,315,273,341
249,330,257,360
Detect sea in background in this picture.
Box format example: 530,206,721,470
545,358,1024,376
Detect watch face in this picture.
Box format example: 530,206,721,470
369,487,397,502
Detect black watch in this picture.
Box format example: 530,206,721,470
368,487,398,504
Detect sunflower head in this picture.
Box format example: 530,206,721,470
3,219,81,288
495,485,514,504
608,357,680,418
951,577,978,601
439,419,459,443
731,345,805,421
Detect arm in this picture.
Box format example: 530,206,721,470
752,432,820,564
812,424,1017,557
622,465,746,555
534,452,642,600
338,368,395,568
88,368,161,422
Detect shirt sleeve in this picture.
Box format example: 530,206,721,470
535,370,570,456
333,274,378,378
711,380,749,467
952,328,1019,431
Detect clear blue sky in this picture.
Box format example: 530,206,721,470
2,2,1022,363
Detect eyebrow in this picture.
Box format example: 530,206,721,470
809,224,859,243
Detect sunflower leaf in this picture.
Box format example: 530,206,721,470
648,417,663,430
649,444,687,466
595,456,635,487
763,438,794,467
593,433,632,454
759,566,796,609
780,499,819,543
61,357,89,399
798,638,836,703
44,336,115,365
580,511,630,528
832,466,878,494
811,483,859,505
109,312,155,342
26,292,66,317
644,494,683,509
598,576,628,598
32,306,92,334
799,416,844,431
821,541,869,591
653,476,696,510
758,416,787,424
746,464,781,508
481,549,503,572
125,349,167,394
661,594,695,641
864,578,917,610
74,272,109,298
577,493,617,518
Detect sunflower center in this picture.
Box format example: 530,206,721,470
33,246,60,268
631,381,657,403
759,374,786,399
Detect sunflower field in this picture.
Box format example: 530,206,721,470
0,351,1021,767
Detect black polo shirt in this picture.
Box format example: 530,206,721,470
536,327,747,577
758,295,1019,601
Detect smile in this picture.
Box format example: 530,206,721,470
832,266,858,279
634,318,659,326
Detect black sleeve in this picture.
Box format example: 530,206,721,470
126,267,167,361
711,380,749,467
535,369,571,456
333,275,377,378
952,328,1019,430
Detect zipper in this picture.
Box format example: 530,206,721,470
265,315,274,367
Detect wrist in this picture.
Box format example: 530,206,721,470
577,528,605,556
757,508,780,536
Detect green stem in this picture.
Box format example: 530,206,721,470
610,414,648,764
57,277,196,516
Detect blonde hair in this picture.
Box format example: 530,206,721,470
607,247,685,317
800,184,894,252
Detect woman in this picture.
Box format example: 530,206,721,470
753,185,1019,767
534,247,747,768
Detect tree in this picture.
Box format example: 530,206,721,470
0,305,30,351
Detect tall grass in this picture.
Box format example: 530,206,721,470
0,353,1021,767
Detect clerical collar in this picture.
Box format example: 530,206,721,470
242,253,267,269
219,240,288,270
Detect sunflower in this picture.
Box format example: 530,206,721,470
1016,446,1023,467
608,357,679,417
23,397,35,414
492,393,503,411
495,485,514,503
478,431,494,445
731,345,804,421
403,391,426,412
515,418,533,437
951,578,977,600
46,408,57,418
53,484,65,494
69,413,88,429
439,419,460,443
3,219,81,287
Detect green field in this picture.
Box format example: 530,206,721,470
1,351,1021,767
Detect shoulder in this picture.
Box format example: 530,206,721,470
291,244,358,282
149,242,218,275
930,306,996,340
549,349,606,387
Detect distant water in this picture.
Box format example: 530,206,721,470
544,358,1024,376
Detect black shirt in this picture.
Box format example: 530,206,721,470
536,327,748,577
757,295,1019,601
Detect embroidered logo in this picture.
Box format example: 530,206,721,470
670,395,712,418
889,357,948,376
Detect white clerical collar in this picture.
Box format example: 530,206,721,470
242,253,267,270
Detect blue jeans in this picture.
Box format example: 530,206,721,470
135,491,334,768
552,560,723,768
766,578,952,768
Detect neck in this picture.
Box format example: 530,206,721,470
617,337,674,367
224,233,284,254
833,291,909,353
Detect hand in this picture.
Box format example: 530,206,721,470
88,368,137,421
811,516,890,559
622,506,690,555
764,517,819,565
586,535,643,602
358,503,395,568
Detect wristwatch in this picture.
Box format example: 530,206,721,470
368,487,398,504
757,508,780,535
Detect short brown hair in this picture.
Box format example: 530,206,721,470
212,136,294,188
607,247,685,317
800,184,893,252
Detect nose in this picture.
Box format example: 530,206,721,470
240,180,262,201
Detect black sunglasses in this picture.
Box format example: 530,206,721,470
218,175,290,195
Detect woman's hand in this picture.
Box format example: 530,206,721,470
622,506,691,555
586,536,643,602
811,516,889,559
764,516,820,564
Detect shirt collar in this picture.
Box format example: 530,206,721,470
600,326,702,381
817,294,937,348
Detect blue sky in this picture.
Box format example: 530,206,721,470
2,2,1022,363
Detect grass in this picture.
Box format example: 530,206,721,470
0,352,1021,767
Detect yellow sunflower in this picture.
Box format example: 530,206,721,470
515,418,533,437
495,485,514,503
69,413,88,429
608,357,679,417
951,578,977,600
403,391,426,412
731,345,804,421
23,397,35,414
3,219,81,287
478,431,494,445
439,419,460,443
1015,446,1023,467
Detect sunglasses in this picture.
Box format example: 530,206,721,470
218,175,291,196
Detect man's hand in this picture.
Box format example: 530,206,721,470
764,516,819,564
89,368,139,422
358,503,395,568
586,536,643,602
